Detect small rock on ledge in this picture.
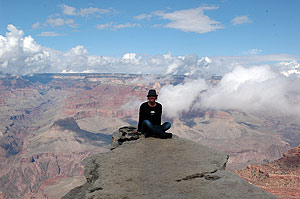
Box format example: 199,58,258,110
111,126,141,150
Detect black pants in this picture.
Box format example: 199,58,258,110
141,120,171,138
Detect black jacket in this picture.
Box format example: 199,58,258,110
138,102,162,131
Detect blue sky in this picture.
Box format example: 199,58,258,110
0,0,300,75
1,0,299,57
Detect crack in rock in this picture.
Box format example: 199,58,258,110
86,159,100,183
88,187,103,193
176,169,221,182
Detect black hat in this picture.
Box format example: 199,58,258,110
147,89,158,97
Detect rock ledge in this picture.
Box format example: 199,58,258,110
63,126,278,199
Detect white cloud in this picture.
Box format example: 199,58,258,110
32,22,40,29
244,49,262,55
67,46,88,55
46,18,78,28
36,4,108,30
61,4,109,17
0,25,157,75
200,65,279,111
154,6,223,33
113,23,140,30
160,79,208,118
96,23,113,30
122,53,142,65
0,25,299,80
96,23,140,30
231,16,252,25
37,32,65,37
160,65,300,118
46,18,65,27
62,4,76,15
134,14,152,20
200,66,300,116
65,19,78,28
122,53,137,60
0,25,50,74
277,60,300,77
78,7,109,16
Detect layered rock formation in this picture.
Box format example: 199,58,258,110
63,127,278,199
236,145,300,199
172,110,291,170
1,73,300,198
0,117,111,199
0,151,89,198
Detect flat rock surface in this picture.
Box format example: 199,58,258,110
63,132,278,199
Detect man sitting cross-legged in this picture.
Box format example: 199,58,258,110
137,89,172,139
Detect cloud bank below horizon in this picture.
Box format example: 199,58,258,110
159,65,300,118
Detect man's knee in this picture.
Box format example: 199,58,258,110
162,122,171,131
142,120,152,127
142,120,153,133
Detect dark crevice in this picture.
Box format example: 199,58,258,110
88,187,103,193
118,136,140,145
176,169,221,182
87,159,101,183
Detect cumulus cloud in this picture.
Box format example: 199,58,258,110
0,25,162,75
159,65,300,118
277,60,300,78
0,24,299,80
231,16,252,25
122,53,142,64
0,25,50,74
154,6,223,33
61,4,109,16
0,25,208,75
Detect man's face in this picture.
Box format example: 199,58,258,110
148,96,157,103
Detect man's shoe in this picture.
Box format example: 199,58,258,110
144,132,150,138
164,132,172,139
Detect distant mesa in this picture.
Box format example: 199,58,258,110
51,117,81,132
